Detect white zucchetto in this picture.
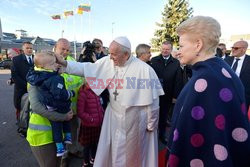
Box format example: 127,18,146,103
113,36,131,50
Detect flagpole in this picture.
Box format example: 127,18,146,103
70,1,76,59
61,19,64,38
110,0,114,41
112,22,115,40
65,17,68,39
73,1,77,59
89,1,92,41
81,14,84,47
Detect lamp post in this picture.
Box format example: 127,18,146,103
61,30,64,38
112,22,115,40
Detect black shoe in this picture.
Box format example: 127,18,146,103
17,128,26,138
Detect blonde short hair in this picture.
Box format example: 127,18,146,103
34,50,55,68
177,16,221,55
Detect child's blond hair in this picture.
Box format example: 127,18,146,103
34,50,56,68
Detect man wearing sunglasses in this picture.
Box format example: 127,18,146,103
225,40,250,117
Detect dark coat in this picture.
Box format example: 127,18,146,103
26,70,72,113
11,54,34,110
222,54,229,60
151,55,183,102
95,52,107,60
225,55,250,108
151,55,184,133
168,57,250,166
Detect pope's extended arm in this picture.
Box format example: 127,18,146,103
146,98,160,131
55,52,87,77
65,61,86,77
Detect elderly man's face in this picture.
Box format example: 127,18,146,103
22,43,33,56
231,41,247,57
109,42,128,66
161,44,172,57
140,49,151,62
55,41,70,58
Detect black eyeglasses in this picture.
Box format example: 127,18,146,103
231,47,244,50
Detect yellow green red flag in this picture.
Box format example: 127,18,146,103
78,4,91,12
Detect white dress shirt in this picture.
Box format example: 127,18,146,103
25,55,32,64
231,54,246,77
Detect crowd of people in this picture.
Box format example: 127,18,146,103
6,15,250,167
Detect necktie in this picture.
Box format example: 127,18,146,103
28,57,32,65
97,53,101,59
164,57,169,65
232,58,240,72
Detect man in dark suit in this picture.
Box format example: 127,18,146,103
151,41,183,144
11,42,34,121
225,40,250,112
218,43,229,59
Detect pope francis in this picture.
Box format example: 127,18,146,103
55,36,164,167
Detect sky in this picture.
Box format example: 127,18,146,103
0,0,250,50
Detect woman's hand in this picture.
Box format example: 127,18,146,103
65,110,74,121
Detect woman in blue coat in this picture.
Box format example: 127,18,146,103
167,16,250,167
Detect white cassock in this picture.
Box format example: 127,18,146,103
65,55,164,167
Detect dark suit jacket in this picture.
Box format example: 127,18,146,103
151,55,183,103
222,54,229,60
225,55,250,107
96,52,107,60
11,54,34,110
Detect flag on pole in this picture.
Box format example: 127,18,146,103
78,4,91,12
51,15,61,20
64,10,74,17
77,8,84,15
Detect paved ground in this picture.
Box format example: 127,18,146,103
0,71,38,167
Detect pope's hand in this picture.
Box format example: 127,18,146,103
57,65,65,74
55,53,67,67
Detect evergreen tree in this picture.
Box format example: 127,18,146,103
151,0,193,50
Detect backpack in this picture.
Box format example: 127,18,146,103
17,93,31,137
